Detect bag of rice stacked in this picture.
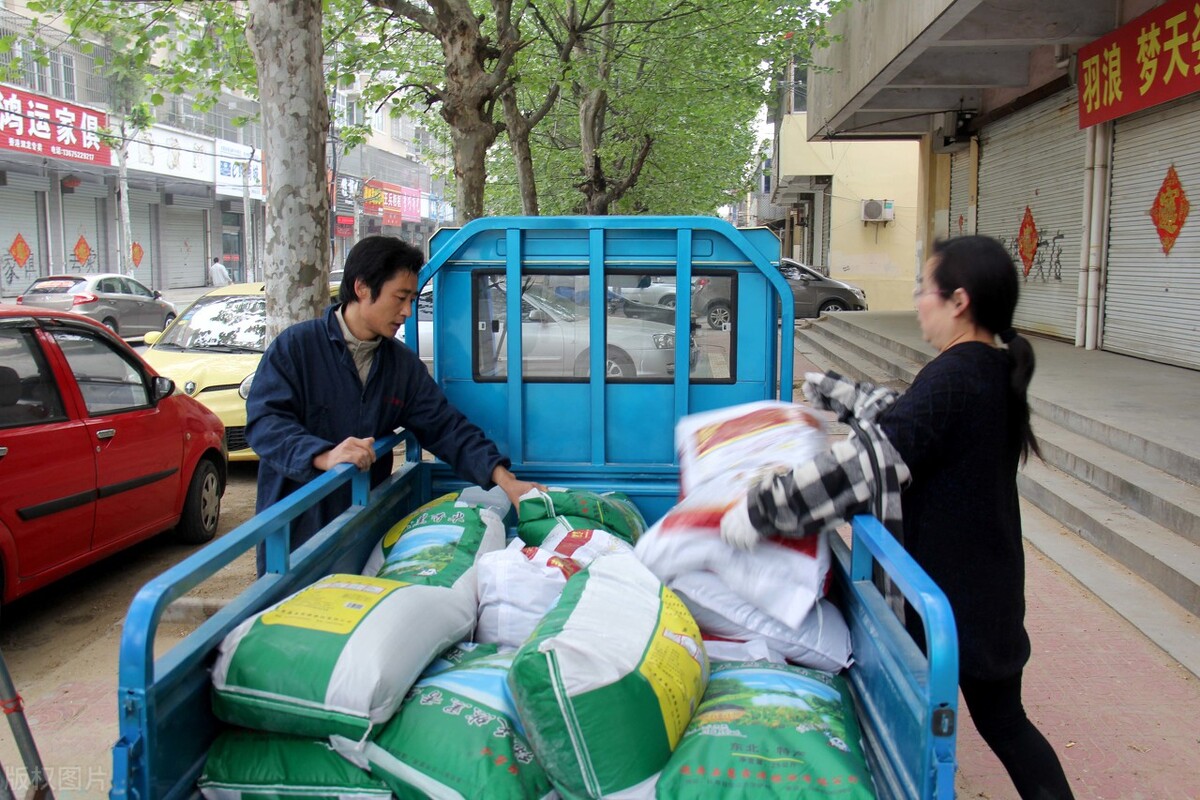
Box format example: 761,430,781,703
517,488,647,546
535,525,635,567
211,573,476,740
477,540,583,649
671,571,852,672
509,553,708,799
657,661,876,799
198,728,391,800
362,494,506,584
336,650,555,800
675,400,827,499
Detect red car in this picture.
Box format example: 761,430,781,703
0,305,226,610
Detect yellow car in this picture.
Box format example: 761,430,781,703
142,284,268,460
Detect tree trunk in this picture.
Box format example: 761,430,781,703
501,86,539,216
247,0,329,338
116,122,134,275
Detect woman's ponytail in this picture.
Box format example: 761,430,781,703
1003,330,1041,463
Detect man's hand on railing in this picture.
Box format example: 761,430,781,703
314,436,377,472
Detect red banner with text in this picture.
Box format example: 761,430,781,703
1078,0,1200,128
0,85,111,166
363,179,421,226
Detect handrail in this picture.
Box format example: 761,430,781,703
116,432,410,690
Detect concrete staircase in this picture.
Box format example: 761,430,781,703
793,313,1200,672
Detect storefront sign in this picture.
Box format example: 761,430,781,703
334,215,355,238
215,140,264,201
364,179,421,226
126,124,213,183
0,85,110,165
1078,0,1200,128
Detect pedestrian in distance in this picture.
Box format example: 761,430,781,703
209,256,232,287
721,235,1075,800
246,234,543,577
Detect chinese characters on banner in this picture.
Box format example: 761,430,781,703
0,85,111,165
1078,0,1200,128
362,179,421,226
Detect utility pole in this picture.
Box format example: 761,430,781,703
242,148,256,282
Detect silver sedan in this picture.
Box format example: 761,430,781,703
16,273,177,339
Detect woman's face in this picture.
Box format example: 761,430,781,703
915,256,957,350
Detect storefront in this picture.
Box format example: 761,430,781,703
0,173,47,296
976,89,1087,340
1078,1,1200,370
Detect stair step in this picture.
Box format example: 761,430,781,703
1034,419,1200,546
793,326,908,391
1018,458,1200,617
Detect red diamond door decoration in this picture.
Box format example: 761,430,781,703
1149,165,1189,256
1017,206,1038,276
9,233,30,268
131,242,144,268
73,235,92,266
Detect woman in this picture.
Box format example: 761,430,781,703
722,235,1074,799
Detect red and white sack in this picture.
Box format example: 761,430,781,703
476,540,584,649
536,525,635,567
672,571,852,672
675,400,827,500
634,504,831,630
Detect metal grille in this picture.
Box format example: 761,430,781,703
224,426,248,453
977,89,1085,340
948,149,972,237
1104,93,1200,369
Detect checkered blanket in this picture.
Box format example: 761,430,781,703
746,372,911,541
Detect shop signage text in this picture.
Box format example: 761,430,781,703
0,85,110,165
1078,0,1200,128
362,179,421,225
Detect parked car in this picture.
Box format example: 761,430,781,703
16,273,177,338
142,284,270,462
613,276,680,308
143,283,338,461
690,259,868,329
0,305,226,609
405,280,699,379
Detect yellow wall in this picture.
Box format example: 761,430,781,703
779,115,920,310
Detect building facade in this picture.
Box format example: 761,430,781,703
809,0,1199,370
0,5,452,299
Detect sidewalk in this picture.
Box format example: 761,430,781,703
792,319,1200,799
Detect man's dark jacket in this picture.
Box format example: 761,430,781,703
246,305,508,550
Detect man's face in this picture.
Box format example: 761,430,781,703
353,271,419,339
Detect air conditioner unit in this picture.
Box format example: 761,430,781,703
861,198,895,222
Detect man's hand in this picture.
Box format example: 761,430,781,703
491,465,548,515
313,436,376,472
720,494,762,550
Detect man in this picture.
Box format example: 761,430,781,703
210,257,232,287
246,235,539,575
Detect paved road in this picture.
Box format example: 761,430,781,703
0,462,259,798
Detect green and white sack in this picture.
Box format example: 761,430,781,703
212,573,476,740
509,553,708,799
336,650,555,800
517,488,647,547
362,495,506,584
657,661,876,799
197,728,391,800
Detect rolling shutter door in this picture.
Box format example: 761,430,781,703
948,149,972,237
159,205,207,288
977,90,1085,340
0,174,46,297
1103,94,1200,369
127,189,157,288
61,190,106,274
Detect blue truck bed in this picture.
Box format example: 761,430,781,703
111,216,958,799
